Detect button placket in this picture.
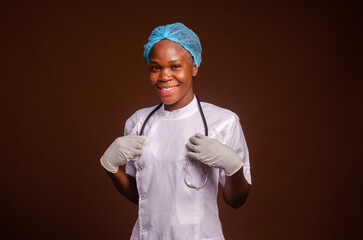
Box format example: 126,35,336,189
135,163,143,172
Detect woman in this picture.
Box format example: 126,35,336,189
101,23,251,240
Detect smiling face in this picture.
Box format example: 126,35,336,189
148,39,198,111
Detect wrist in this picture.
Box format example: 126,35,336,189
100,156,120,173
224,160,243,176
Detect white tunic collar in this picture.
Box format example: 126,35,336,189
160,95,198,119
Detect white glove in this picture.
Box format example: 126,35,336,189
186,133,243,176
100,135,146,173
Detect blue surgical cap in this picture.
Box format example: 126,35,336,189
143,23,202,67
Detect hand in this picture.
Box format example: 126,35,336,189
100,135,146,173
186,133,243,176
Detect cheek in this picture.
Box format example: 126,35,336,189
149,73,158,85
175,70,188,81
177,71,192,85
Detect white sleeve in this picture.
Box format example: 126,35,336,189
123,106,158,178
124,118,137,178
219,114,252,185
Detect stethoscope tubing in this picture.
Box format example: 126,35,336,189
139,96,210,190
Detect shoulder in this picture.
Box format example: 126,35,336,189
200,101,242,140
126,105,160,126
200,101,246,145
201,101,240,123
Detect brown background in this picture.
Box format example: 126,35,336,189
1,0,361,239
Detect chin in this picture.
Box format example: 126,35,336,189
159,95,177,104
162,99,177,106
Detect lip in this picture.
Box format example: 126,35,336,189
157,85,180,96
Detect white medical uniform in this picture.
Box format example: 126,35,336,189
125,96,251,240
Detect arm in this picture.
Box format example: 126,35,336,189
100,135,145,205
105,166,139,205
186,133,251,208
223,168,250,208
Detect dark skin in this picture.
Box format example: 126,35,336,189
223,168,251,208
105,40,250,208
106,166,139,205
148,40,197,111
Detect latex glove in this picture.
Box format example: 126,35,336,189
186,133,243,176
100,135,146,173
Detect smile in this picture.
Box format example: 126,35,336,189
160,86,178,91
158,85,180,95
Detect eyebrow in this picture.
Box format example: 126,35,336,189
149,59,182,64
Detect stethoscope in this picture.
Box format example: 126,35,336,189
139,96,210,190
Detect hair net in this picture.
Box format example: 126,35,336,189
144,23,202,67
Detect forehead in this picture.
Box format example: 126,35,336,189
149,39,192,61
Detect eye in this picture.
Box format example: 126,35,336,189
171,65,181,69
150,65,160,72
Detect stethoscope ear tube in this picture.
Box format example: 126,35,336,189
139,102,163,136
139,96,210,190
139,96,208,136
195,95,208,137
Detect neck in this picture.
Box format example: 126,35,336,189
164,91,195,111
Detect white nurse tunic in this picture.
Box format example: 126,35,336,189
125,96,251,240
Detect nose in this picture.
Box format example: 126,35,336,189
159,68,172,81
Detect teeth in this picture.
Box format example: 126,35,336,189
161,86,178,91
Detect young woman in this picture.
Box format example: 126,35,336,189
101,23,251,240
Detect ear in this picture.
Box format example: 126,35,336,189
192,62,198,77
